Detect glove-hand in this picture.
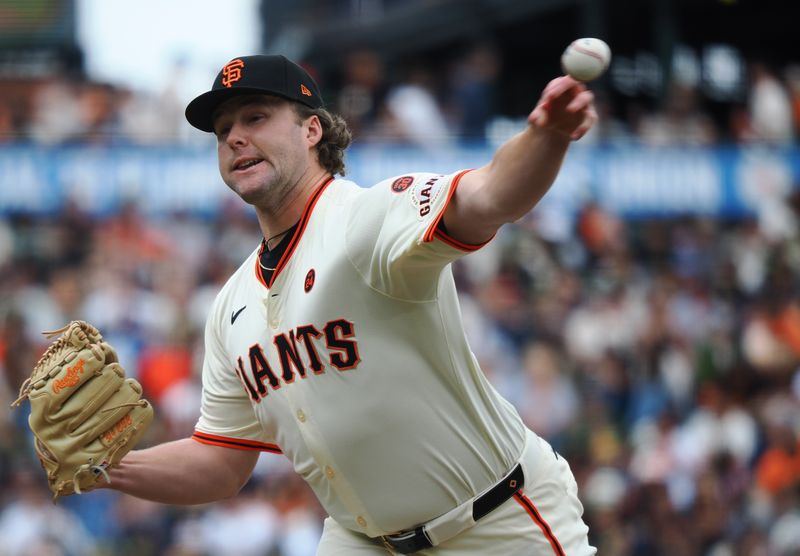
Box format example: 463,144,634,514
12,320,154,500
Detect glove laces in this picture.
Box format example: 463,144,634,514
11,320,103,407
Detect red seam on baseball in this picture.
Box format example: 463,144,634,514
572,44,605,64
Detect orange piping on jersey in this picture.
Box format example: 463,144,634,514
255,175,335,289
192,431,282,454
255,241,267,285
513,492,566,556
433,227,490,252
423,169,472,243
425,169,495,249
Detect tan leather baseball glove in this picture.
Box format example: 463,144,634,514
11,320,153,500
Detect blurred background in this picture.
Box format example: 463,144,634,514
1,0,799,555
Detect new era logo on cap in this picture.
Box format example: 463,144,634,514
185,54,324,132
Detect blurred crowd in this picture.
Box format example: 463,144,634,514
0,45,800,556
2,46,800,147
1,186,799,556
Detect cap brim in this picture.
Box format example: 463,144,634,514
185,87,296,132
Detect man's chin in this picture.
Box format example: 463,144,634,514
237,188,268,206
228,179,269,205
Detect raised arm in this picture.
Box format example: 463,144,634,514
443,76,596,245
102,438,259,505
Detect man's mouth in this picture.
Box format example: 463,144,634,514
233,158,264,171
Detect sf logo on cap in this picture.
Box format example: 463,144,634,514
222,59,245,88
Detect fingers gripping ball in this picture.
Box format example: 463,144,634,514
561,38,611,82
11,321,154,500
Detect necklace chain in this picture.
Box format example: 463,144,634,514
258,224,296,272
258,259,277,271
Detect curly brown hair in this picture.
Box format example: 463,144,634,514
293,105,353,176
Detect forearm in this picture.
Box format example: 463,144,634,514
478,125,571,225
444,126,569,243
102,437,258,505
444,76,595,245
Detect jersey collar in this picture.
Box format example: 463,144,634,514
255,175,335,289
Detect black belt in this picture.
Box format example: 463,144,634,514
380,463,525,554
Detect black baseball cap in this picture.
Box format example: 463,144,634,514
185,55,324,132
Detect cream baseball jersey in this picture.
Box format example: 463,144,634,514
193,170,527,537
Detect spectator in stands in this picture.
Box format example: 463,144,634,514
336,48,387,141
637,82,717,145
449,43,501,144
748,61,795,144
383,62,454,147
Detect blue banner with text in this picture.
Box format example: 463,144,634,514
1,144,797,219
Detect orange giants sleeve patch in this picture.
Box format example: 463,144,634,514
391,176,414,193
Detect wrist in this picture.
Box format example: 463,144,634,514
526,123,572,148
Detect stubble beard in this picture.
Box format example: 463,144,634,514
225,138,311,215
230,162,296,213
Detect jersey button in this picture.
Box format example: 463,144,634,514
325,466,335,479
296,409,306,423
356,516,367,527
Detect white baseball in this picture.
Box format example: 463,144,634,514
561,38,611,82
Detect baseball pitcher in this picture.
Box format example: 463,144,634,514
47,55,599,555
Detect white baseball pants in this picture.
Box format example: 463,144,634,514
316,429,596,555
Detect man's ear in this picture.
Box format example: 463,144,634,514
306,115,322,147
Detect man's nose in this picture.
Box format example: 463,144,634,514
226,122,248,148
